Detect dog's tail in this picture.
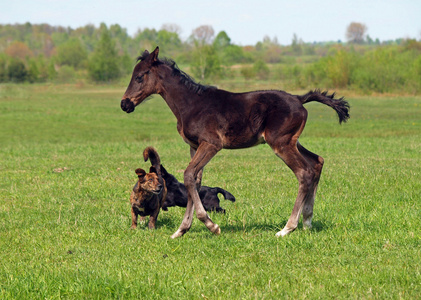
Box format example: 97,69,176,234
215,188,236,202
298,89,350,124
143,147,162,178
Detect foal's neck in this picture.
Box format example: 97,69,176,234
158,66,200,120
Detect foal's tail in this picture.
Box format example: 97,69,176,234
143,146,162,179
298,90,350,124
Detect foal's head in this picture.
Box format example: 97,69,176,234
121,47,161,113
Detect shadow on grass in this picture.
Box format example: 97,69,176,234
310,220,330,233
145,209,331,235
156,214,178,228
189,218,330,235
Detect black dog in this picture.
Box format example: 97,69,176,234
160,164,235,213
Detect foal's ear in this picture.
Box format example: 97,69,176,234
150,46,159,62
135,168,146,179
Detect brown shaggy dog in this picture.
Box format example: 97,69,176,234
130,147,167,229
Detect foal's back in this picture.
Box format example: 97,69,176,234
181,88,306,149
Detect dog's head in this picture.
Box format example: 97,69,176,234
134,167,163,195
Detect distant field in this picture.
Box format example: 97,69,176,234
0,84,420,299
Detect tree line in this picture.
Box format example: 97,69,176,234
1,22,420,93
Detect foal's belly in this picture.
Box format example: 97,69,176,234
222,132,266,149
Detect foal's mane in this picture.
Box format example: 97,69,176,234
137,52,211,95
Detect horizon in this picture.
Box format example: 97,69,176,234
1,0,420,46
0,21,415,47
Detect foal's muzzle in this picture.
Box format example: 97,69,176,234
121,98,135,113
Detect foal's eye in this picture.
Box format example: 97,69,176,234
135,71,149,84
135,74,144,83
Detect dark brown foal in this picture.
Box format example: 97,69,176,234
121,47,350,238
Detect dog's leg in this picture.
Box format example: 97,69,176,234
148,208,160,230
130,207,138,229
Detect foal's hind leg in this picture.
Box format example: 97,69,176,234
268,138,322,237
297,142,324,231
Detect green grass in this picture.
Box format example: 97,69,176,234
0,84,420,299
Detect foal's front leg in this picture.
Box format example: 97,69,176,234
190,147,204,191
171,142,221,238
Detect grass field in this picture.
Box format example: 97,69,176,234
0,83,420,299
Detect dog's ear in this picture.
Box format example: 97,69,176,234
135,168,146,180
149,166,157,174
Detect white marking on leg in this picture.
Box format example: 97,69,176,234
171,229,184,239
276,226,294,237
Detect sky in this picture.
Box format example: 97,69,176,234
1,0,420,46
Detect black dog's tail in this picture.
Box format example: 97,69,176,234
143,147,162,178
215,188,236,202
298,90,350,124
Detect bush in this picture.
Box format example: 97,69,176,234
325,49,356,88
253,60,270,80
349,47,415,93
240,66,255,80
191,44,223,81
55,65,77,83
8,59,28,82
0,55,7,82
55,38,88,69
304,49,356,89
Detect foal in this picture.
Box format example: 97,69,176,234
121,47,350,238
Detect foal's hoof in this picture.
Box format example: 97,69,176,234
211,224,221,235
276,227,295,237
171,229,186,239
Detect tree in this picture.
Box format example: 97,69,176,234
88,29,120,82
27,58,40,82
156,29,182,55
133,28,158,53
191,25,215,45
346,22,368,44
161,23,182,35
0,54,7,82
253,59,270,80
221,45,250,65
291,33,303,55
55,38,87,68
191,44,222,81
190,25,220,81
5,41,33,60
213,31,246,66
119,52,134,76
8,58,28,82
213,31,231,49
